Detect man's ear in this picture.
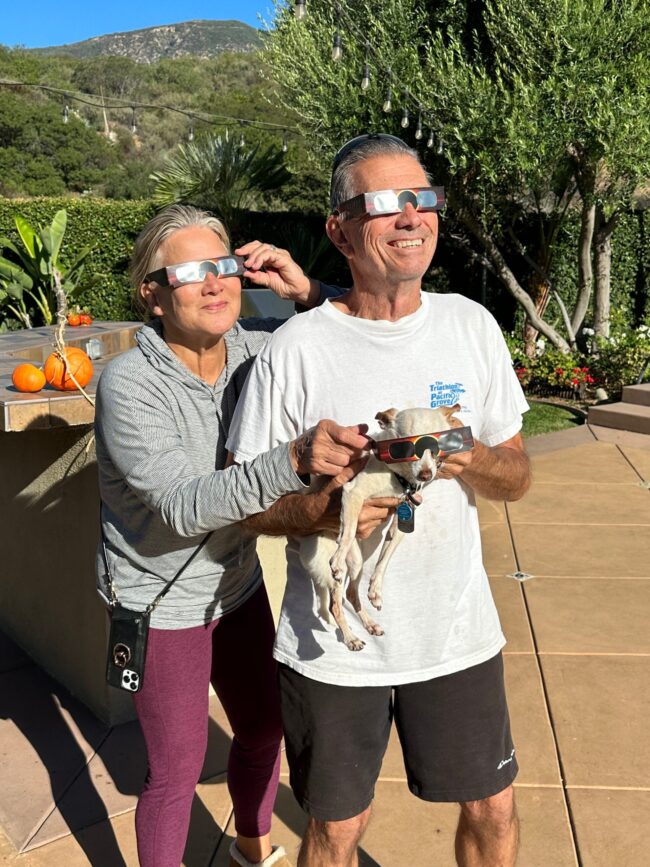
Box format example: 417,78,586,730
326,214,354,259
140,282,164,318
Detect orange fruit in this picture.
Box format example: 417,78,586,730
12,363,46,393
44,347,94,391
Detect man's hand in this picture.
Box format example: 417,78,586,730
235,240,320,307
435,433,531,501
356,497,401,539
435,448,474,481
289,420,371,477
308,468,400,539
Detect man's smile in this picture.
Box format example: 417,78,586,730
388,238,425,249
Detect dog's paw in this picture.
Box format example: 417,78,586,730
367,588,383,611
346,636,366,651
329,556,345,583
364,621,384,637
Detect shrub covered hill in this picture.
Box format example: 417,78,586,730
29,20,262,63
0,20,324,206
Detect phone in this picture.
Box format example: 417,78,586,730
106,606,149,693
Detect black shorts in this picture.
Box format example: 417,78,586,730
279,652,518,822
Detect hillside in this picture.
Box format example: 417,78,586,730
28,20,263,63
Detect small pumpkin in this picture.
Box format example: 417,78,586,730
12,363,46,393
44,347,94,391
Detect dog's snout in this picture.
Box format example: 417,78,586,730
417,467,433,482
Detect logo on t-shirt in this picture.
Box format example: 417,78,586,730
429,380,466,408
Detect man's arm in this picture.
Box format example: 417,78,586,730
240,465,400,539
436,432,531,502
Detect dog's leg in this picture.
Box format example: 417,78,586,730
330,488,365,582
298,535,337,626
367,513,404,610
329,578,365,651
344,542,385,637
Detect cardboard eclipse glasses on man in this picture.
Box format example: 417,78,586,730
334,186,445,219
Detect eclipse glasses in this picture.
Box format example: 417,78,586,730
335,187,446,219
373,426,474,464
145,255,245,288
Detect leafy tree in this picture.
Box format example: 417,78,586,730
71,56,143,100
264,0,650,351
0,91,118,194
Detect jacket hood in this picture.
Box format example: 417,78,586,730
135,318,247,395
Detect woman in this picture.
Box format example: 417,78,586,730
94,204,370,867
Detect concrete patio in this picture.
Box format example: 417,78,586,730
1,422,649,867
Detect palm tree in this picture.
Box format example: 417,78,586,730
150,131,291,236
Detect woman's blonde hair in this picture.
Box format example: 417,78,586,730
130,205,230,318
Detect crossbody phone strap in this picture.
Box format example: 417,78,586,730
100,504,213,616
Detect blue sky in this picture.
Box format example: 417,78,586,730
1,1,281,49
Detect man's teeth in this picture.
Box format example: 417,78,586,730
392,239,423,248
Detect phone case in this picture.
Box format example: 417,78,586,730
106,606,150,693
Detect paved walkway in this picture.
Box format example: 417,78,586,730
1,423,649,866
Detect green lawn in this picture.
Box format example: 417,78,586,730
522,401,585,438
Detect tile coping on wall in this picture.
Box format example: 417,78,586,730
0,323,140,432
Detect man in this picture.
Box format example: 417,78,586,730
227,133,531,867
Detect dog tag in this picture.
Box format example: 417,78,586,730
397,500,415,533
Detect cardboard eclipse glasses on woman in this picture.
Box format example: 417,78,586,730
145,255,246,289
374,426,474,463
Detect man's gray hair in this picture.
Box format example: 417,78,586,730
330,136,425,213
130,204,230,317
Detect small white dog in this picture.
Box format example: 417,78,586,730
298,404,466,651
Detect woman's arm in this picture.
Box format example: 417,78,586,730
95,366,368,538
236,240,346,308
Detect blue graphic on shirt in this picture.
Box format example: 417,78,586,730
429,381,466,408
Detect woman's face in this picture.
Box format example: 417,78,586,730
141,225,241,346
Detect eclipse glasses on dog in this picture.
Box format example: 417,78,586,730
145,255,245,288
334,187,446,219
373,426,474,464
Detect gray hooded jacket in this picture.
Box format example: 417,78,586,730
95,317,305,628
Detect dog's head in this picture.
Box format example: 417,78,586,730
374,405,461,488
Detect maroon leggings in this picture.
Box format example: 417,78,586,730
133,584,282,867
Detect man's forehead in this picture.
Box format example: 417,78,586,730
348,153,429,195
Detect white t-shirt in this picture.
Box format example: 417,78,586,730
227,292,529,686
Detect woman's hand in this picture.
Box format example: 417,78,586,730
289,420,371,477
235,240,320,307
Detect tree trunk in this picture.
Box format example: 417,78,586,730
523,275,551,357
458,207,571,352
593,207,620,339
570,198,595,334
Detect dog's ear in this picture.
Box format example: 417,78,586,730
375,408,398,429
440,403,463,427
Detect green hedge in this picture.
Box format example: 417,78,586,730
0,198,156,322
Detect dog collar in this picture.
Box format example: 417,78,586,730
395,474,420,506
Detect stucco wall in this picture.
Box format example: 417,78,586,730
0,424,134,725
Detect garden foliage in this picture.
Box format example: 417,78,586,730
0,209,93,328
505,312,650,398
